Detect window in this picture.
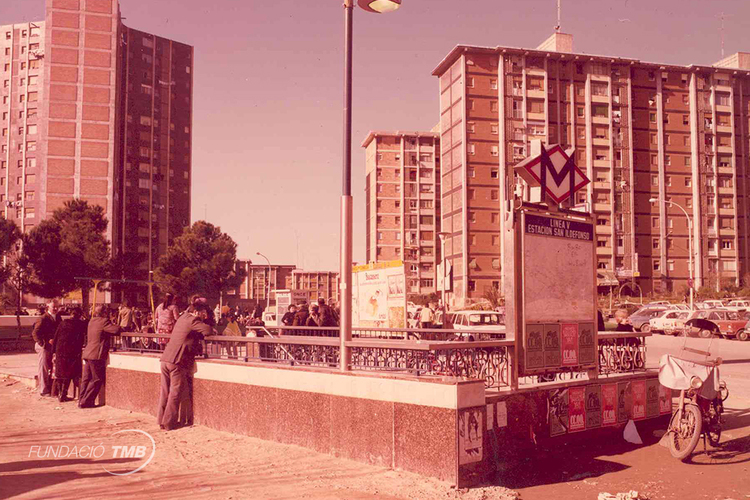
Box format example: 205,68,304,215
141,84,152,95
651,175,658,186
491,123,499,135
25,191,34,201
648,71,655,81
27,124,36,134
469,211,476,223
684,156,691,167
468,189,475,200
27,92,37,102
467,167,475,178
467,122,475,133
467,77,474,88
491,145,499,156
490,101,498,112
650,133,657,145
649,112,656,123
490,79,498,90
140,116,152,126
653,260,660,272
25,174,35,184
592,105,608,118
665,155,671,166
576,106,584,118
652,239,660,249
490,169,499,179
27,158,36,168
491,212,499,224
26,142,36,151
492,258,500,269
468,143,475,155
468,281,476,292
491,190,499,200
652,217,660,229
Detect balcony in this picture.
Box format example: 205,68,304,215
596,246,613,255
594,203,612,212
592,137,609,147
591,94,609,104
527,88,545,99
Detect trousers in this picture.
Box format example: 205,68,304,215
79,359,107,407
36,344,53,394
157,362,191,429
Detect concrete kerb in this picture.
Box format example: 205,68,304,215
0,372,37,390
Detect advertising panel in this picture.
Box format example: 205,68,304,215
568,386,586,432
548,389,569,437
659,384,673,415
601,383,618,426
631,380,646,420
518,210,597,376
352,261,405,328
585,384,602,429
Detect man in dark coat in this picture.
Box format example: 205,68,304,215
31,301,61,396
79,305,122,408
281,305,297,327
292,304,309,335
157,301,213,431
317,298,337,327
51,307,86,402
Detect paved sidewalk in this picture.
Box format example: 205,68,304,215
0,352,38,388
0,380,518,500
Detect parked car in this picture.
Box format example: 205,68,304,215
699,300,726,309
629,306,669,331
683,309,748,339
443,310,506,341
724,299,750,312
647,310,690,335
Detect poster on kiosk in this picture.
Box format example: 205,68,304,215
506,140,598,378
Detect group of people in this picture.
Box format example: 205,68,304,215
280,299,340,329
32,301,122,408
32,293,220,432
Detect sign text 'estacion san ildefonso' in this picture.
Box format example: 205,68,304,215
524,213,593,242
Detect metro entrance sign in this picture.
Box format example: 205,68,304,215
514,143,589,204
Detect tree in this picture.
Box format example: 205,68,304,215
23,199,110,309
0,216,21,285
154,221,245,301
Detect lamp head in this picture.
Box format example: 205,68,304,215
648,198,658,203
357,0,402,13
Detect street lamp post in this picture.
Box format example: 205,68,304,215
340,0,402,372
256,252,271,310
649,198,694,310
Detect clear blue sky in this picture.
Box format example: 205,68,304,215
2,0,749,271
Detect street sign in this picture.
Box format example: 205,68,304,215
514,144,589,204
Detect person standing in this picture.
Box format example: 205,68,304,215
419,304,434,329
79,305,122,408
51,307,86,402
157,301,213,431
317,298,337,327
292,304,309,335
117,298,136,348
31,301,61,397
281,305,297,327
155,293,180,346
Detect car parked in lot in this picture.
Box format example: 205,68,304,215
683,309,748,340
647,310,690,335
629,306,670,331
443,310,506,341
724,299,750,312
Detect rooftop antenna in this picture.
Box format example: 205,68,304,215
555,0,561,32
716,12,732,58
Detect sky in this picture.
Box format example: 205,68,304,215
1,0,749,271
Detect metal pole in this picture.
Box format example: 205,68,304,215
340,0,354,372
257,252,271,310
666,200,694,310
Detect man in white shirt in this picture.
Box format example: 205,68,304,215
419,304,434,329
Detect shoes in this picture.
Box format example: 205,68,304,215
78,403,94,409
59,397,71,403
40,392,51,397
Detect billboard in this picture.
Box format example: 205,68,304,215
352,261,405,328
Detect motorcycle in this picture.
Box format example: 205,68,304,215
658,347,729,461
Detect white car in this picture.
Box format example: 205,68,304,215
445,311,506,340
700,300,725,309
724,300,750,311
647,310,690,335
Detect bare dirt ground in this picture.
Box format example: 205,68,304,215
1,375,749,500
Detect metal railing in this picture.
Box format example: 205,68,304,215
111,329,648,391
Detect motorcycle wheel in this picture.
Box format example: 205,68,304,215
699,329,713,339
707,423,722,447
668,404,702,461
737,329,749,342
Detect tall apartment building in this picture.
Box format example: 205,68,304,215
362,131,441,295
0,0,192,301
432,33,750,304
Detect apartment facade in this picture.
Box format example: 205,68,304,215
285,270,340,305
432,33,750,304
362,131,441,295
0,0,192,302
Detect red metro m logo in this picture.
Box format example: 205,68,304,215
514,144,590,204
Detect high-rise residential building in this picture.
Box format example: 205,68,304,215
362,131,441,295
432,33,750,305
0,0,192,302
